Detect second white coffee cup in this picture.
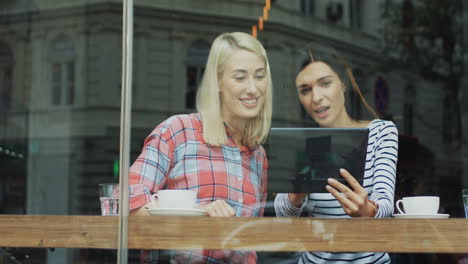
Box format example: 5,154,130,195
151,190,197,209
396,196,439,215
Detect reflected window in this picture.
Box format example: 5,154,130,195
300,0,315,16
401,0,415,49
326,2,344,23
49,35,75,106
350,0,362,30
350,68,364,119
0,41,13,111
404,84,416,135
185,40,209,109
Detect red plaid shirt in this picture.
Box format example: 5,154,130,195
129,113,268,263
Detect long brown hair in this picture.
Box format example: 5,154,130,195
302,48,378,119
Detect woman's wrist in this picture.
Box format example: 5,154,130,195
367,200,378,217
130,205,150,216
288,193,308,208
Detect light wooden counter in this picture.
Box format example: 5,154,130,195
0,215,467,253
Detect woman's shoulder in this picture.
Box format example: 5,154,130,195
367,119,398,133
158,113,200,129
148,113,201,137
254,144,267,157
367,119,399,146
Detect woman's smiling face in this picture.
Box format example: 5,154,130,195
295,61,347,127
219,49,267,125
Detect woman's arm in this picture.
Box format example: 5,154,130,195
369,122,399,218
128,120,175,211
274,193,307,217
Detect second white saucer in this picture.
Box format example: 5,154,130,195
393,213,449,219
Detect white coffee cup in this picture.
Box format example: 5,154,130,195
396,196,440,215
151,190,197,209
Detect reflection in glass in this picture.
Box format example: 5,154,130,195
0,0,466,263
0,0,123,262
185,40,209,109
49,35,75,106
0,41,13,111
300,0,315,17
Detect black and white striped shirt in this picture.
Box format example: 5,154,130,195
274,119,398,264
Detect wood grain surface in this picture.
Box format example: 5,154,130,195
0,215,467,253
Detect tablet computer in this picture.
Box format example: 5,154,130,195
265,127,369,193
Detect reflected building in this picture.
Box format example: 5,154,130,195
0,0,466,262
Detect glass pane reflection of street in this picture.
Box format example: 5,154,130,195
0,0,467,263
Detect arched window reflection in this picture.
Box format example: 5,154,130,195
0,41,13,111
185,40,209,109
49,35,75,106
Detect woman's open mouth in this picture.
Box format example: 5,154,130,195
314,106,330,118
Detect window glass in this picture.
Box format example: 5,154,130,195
0,1,122,263
0,0,467,263
125,0,467,263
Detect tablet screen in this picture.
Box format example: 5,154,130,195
265,127,369,193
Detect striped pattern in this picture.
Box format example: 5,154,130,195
129,113,268,264
275,119,398,264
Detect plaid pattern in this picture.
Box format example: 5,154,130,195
130,113,268,264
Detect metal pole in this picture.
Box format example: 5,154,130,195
118,0,133,263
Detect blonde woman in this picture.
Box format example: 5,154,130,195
129,32,272,264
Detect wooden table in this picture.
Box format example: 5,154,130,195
0,215,467,253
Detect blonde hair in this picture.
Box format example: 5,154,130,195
196,32,273,148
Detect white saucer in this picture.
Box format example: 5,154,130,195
393,213,449,219
148,208,208,216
